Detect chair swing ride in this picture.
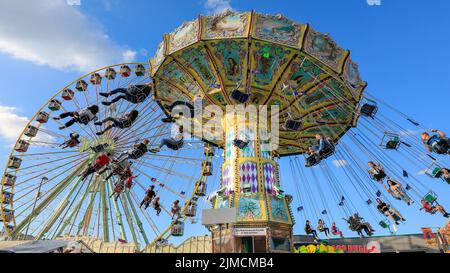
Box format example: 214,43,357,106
1,10,449,252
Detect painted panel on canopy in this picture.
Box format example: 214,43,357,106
151,41,166,76
342,58,366,100
296,78,351,115
206,39,248,87
236,194,267,222
250,40,295,91
156,61,203,99
167,19,200,55
300,124,348,140
268,197,291,224
252,13,306,49
277,143,303,155
201,11,251,40
302,103,353,128
303,27,348,74
276,56,328,103
154,80,191,110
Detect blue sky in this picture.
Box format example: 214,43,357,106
1,0,449,244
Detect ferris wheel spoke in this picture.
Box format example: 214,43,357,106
106,178,127,242
11,162,88,239
124,191,150,245
11,153,88,174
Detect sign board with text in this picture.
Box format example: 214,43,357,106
234,228,267,237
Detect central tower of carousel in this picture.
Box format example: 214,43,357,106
149,10,367,253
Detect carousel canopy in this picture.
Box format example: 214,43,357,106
150,10,367,156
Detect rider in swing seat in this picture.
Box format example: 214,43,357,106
124,139,149,160
54,105,99,130
442,168,450,184
171,200,181,219
150,125,184,153
304,220,319,241
153,196,162,216
331,222,344,238
95,110,139,136
317,219,330,238
421,129,450,155
367,161,387,183
376,198,405,225
420,198,450,218
384,179,414,206
140,185,156,210
306,134,334,166
100,84,152,106
60,133,80,149
80,153,111,181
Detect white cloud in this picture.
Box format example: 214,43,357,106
332,159,348,168
0,105,55,146
0,106,29,144
0,0,136,72
204,0,233,14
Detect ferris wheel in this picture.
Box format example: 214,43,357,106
0,63,213,250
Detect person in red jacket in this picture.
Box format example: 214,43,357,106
80,153,111,181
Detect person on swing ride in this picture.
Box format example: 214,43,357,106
100,84,152,106
307,134,333,158
367,161,387,183
80,152,112,181
345,214,374,237
153,196,162,216
140,185,156,209
421,129,450,155
54,105,99,130
171,200,181,219
442,168,450,184
317,219,330,238
149,125,184,153
420,199,450,218
376,198,406,225
95,110,139,136
104,158,133,181
384,179,414,206
304,220,319,240
121,139,149,161
59,133,80,149
331,222,344,238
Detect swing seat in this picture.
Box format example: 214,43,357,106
233,139,249,149
319,144,335,159
370,171,387,182
231,90,250,104
184,204,197,217
167,141,184,151
381,133,401,150
284,119,302,131
431,139,450,155
427,166,443,178
424,191,438,204
379,221,389,229
91,143,109,153
392,213,401,222
359,99,378,118
305,155,320,168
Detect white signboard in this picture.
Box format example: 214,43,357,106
234,228,267,237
